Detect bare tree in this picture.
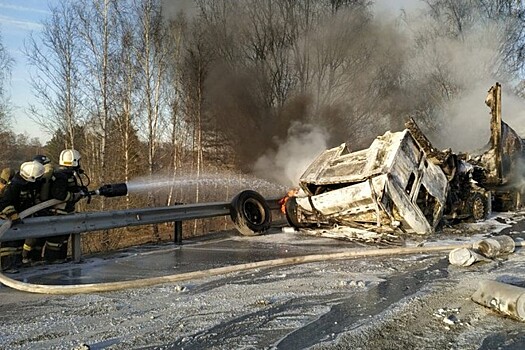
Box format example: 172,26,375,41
73,0,127,250
109,5,142,209
164,14,189,206
76,0,124,188
135,0,171,179
0,28,13,134
133,0,173,239
423,0,525,79
25,0,83,149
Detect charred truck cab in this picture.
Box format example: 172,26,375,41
284,82,525,236
285,129,449,235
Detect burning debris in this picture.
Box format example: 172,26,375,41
282,83,525,240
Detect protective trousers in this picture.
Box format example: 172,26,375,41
22,238,45,263
43,234,69,262
0,240,23,271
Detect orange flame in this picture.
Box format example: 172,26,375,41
279,188,299,214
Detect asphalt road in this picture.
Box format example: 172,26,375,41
1,213,525,349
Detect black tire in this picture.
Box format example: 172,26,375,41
284,196,307,228
468,192,488,221
230,190,271,236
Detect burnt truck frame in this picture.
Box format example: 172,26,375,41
282,82,525,236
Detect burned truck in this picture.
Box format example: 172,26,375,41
284,129,449,235
282,83,525,237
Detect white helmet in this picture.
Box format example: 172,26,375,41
59,149,81,167
20,161,45,182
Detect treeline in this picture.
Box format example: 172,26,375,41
0,0,525,248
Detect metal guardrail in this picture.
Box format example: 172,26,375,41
0,198,282,242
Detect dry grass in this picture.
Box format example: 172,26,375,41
79,216,236,255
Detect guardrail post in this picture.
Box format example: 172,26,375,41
174,220,182,245
174,202,183,245
72,233,82,262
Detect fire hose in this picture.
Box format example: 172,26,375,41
0,191,521,294
0,243,482,294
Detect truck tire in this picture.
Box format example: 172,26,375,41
284,196,307,228
230,190,271,236
468,192,488,221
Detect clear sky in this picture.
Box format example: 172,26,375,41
0,0,57,143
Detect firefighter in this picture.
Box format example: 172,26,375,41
0,161,45,272
21,155,55,265
0,167,15,196
43,149,85,263
33,155,55,202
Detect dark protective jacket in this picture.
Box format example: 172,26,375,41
0,173,43,216
38,163,55,201
49,167,83,213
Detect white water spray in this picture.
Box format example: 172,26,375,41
125,173,289,198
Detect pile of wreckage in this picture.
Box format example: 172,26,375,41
283,83,525,241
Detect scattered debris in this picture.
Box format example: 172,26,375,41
281,227,296,233
339,280,366,287
300,225,403,246
433,307,463,328
174,285,187,292
349,280,366,287
472,235,515,258
449,248,491,267
471,280,525,321
254,299,271,306
443,314,459,326
449,234,517,266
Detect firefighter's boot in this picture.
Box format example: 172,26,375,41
22,238,44,266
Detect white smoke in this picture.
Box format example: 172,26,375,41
397,5,513,152
160,0,198,19
501,89,525,138
435,83,493,151
253,121,329,187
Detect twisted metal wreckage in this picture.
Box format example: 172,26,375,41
280,82,525,241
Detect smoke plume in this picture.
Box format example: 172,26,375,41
160,1,525,183
253,122,329,187
398,5,521,152
160,0,197,19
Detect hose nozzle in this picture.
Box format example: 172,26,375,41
95,183,128,197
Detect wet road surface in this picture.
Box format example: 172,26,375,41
14,228,355,286
2,214,525,349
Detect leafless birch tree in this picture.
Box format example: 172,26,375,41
25,1,82,148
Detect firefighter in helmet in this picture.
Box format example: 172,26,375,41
21,155,55,265
32,154,55,203
0,161,45,272
0,167,15,196
44,149,86,262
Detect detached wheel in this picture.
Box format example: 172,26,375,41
468,192,488,221
230,190,271,236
